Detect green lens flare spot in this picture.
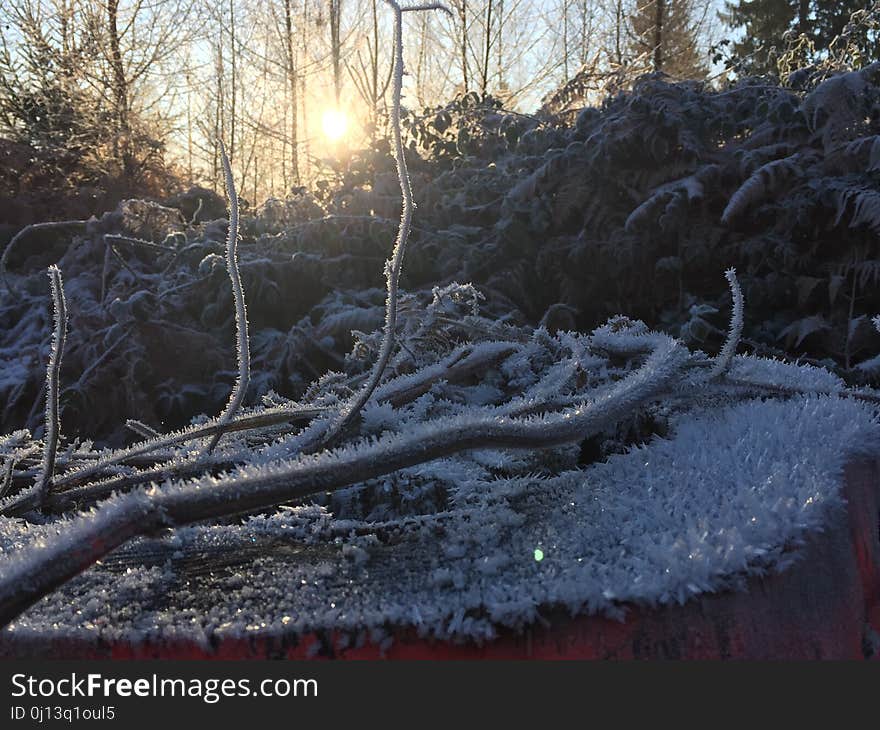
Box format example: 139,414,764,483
534,548,544,562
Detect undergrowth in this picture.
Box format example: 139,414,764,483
5,63,880,442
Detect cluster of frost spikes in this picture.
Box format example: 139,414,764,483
707,268,744,380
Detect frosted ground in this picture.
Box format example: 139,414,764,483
1,358,876,647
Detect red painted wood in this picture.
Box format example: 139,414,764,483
3,459,879,659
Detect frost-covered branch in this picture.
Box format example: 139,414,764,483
0,341,519,515
708,268,744,380
35,266,68,504
314,0,451,450
5,267,70,515
0,220,89,295
0,405,324,516
205,140,251,454
125,419,162,439
0,333,685,628
0,494,159,629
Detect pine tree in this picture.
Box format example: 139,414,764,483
721,0,880,75
629,0,707,79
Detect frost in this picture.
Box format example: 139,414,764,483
2,392,875,646
4,57,880,649
726,354,845,392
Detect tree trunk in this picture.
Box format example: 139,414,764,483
213,29,225,191
459,0,469,92
496,0,504,90
229,0,237,164
300,75,309,183
562,0,570,81
371,0,389,131
654,0,664,72
301,2,310,183
798,0,810,36
416,12,427,106
614,0,624,66
284,0,300,186
330,0,342,104
186,69,193,185
106,0,133,180
481,0,493,95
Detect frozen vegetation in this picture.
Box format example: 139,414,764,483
1,385,876,645
1,3,880,649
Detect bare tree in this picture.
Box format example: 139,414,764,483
330,0,343,103
2,0,722,211
348,0,393,135
480,0,494,94
106,0,132,176
0,0,191,201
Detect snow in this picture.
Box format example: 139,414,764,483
2,389,876,647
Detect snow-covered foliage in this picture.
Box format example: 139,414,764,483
7,66,880,444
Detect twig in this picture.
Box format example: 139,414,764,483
43,451,243,514
720,376,880,404
0,335,686,627
34,266,68,506
103,234,176,253
107,244,142,280
65,327,129,395
190,197,204,225
708,268,744,379
204,140,251,454
125,420,162,440
314,0,451,450
51,405,324,490
0,220,89,295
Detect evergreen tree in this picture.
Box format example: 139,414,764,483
629,0,707,79
721,0,880,75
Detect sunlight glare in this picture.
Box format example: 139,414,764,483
322,108,348,142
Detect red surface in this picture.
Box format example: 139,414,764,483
4,459,880,660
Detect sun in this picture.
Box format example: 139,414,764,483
321,108,348,142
